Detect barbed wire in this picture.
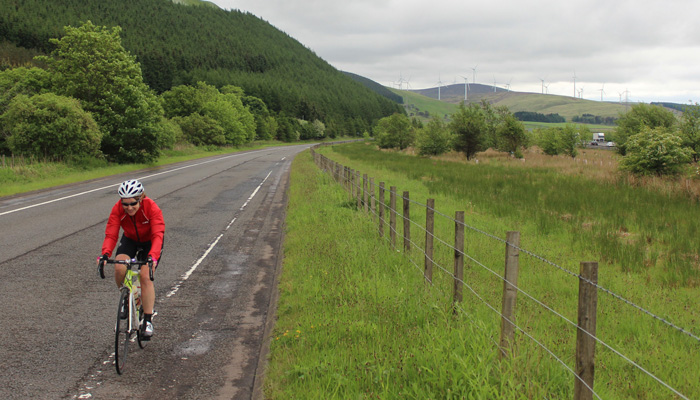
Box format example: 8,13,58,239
314,152,697,397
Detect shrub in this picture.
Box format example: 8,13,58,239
619,127,691,175
2,93,102,160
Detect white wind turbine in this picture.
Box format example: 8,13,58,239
599,83,606,101
471,65,478,85
460,75,470,101
435,75,444,100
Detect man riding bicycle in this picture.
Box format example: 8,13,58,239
98,179,164,338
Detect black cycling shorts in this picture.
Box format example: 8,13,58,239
115,234,164,264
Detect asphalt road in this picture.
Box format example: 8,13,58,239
0,144,312,399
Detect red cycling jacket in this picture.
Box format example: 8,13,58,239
101,196,165,261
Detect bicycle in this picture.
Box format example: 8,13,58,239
98,251,154,375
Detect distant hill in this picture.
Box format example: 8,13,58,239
0,0,403,130
343,72,403,104
406,83,631,121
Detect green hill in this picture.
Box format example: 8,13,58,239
409,83,630,121
0,0,403,131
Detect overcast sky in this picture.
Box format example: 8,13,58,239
209,0,700,104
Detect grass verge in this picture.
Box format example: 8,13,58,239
265,150,570,399
267,145,700,399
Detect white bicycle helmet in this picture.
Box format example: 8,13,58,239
118,179,144,198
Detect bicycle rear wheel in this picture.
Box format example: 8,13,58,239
114,287,130,374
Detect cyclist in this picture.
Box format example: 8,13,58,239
98,179,164,339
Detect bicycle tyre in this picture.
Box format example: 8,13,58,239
114,287,130,374
137,305,147,349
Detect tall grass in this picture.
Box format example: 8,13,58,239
266,151,571,399
276,143,700,399
331,143,700,287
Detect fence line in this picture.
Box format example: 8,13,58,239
311,146,694,399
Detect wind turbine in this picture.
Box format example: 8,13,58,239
505,78,512,91
599,83,606,101
404,75,412,90
471,65,478,85
540,77,545,94
493,76,498,92
435,75,444,101
544,83,550,94
578,86,585,99
460,75,469,101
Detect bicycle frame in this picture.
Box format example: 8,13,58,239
98,255,153,374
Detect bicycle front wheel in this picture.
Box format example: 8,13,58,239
115,287,130,374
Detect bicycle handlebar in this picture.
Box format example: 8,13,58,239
98,258,154,281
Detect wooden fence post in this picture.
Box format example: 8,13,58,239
390,186,397,249
378,182,385,237
349,168,354,198
363,174,368,213
574,262,599,400
370,178,375,218
356,171,361,209
425,198,435,284
499,231,520,359
403,191,410,252
453,211,465,306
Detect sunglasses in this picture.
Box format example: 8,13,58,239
121,200,140,207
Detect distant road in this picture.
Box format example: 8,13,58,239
0,144,312,399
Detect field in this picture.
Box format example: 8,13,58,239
265,142,700,399
391,85,631,129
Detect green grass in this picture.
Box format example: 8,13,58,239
268,143,700,399
390,89,459,120
492,92,629,121
0,139,328,197
266,151,567,399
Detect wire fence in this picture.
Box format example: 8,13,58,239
310,145,697,400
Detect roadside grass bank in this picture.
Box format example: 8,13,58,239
266,150,568,399
0,139,326,198
289,143,700,399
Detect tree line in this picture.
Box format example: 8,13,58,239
0,0,403,133
513,111,565,123
374,100,700,177
0,22,341,164
374,101,529,159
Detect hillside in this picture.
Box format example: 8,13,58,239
409,83,630,121
0,0,403,131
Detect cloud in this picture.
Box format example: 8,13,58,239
212,0,700,103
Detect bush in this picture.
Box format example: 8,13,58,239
375,113,414,149
619,127,691,176
416,116,454,156
2,93,102,160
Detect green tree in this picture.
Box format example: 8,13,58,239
536,127,561,156
2,93,102,160
679,103,700,162
559,124,582,158
495,113,527,157
450,102,486,160
375,113,414,150
416,116,454,156
619,127,691,176
614,103,677,155
38,21,163,163
174,113,226,146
